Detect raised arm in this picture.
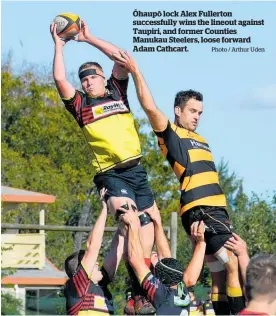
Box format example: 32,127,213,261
183,221,206,287
145,203,172,259
119,208,150,282
82,189,108,276
102,229,125,281
77,20,128,80
50,23,76,99
112,52,168,132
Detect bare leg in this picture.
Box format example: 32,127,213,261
214,248,245,314
205,254,230,315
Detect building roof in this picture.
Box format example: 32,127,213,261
1,186,56,204
1,258,68,286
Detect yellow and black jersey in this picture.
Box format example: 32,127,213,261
155,121,227,215
62,75,142,173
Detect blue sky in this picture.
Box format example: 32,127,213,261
2,1,276,200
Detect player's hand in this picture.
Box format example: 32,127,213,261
144,202,162,224
99,188,108,211
112,51,138,74
224,233,247,257
75,20,92,42
191,221,205,243
119,205,140,226
195,221,205,243
50,23,68,47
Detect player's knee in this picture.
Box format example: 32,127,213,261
213,247,238,274
225,254,239,274
209,269,227,293
107,196,131,216
109,197,136,218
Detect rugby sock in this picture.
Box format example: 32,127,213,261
227,287,245,315
211,293,231,315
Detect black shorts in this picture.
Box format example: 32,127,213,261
93,163,154,211
181,206,233,255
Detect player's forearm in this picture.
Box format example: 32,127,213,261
128,223,144,268
84,35,121,60
238,253,250,284
86,207,108,252
103,230,125,280
53,45,67,82
154,221,172,258
183,242,206,287
131,68,157,115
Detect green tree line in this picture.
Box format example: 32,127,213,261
1,65,275,314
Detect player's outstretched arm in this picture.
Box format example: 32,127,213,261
82,188,108,276
50,23,76,99
76,20,128,79
183,221,206,287
119,207,150,282
145,202,172,259
112,51,168,132
102,229,125,281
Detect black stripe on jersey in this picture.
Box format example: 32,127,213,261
179,160,216,183
181,184,224,205
166,152,177,170
190,160,217,175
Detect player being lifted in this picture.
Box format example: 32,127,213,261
50,20,156,315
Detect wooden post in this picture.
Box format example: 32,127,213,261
39,207,45,234
39,206,45,269
170,212,178,259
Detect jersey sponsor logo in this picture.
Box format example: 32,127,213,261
190,139,210,152
92,100,128,118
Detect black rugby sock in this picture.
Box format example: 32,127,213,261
211,293,231,315
227,287,245,315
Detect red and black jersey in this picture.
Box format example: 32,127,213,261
141,272,190,315
65,263,114,315
63,75,129,128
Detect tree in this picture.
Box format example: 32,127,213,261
1,68,97,268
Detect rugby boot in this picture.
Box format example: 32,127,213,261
134,295,156,315
124,290,135,315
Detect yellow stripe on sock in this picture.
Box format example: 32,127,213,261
211,293,228,302
227,287,243,297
